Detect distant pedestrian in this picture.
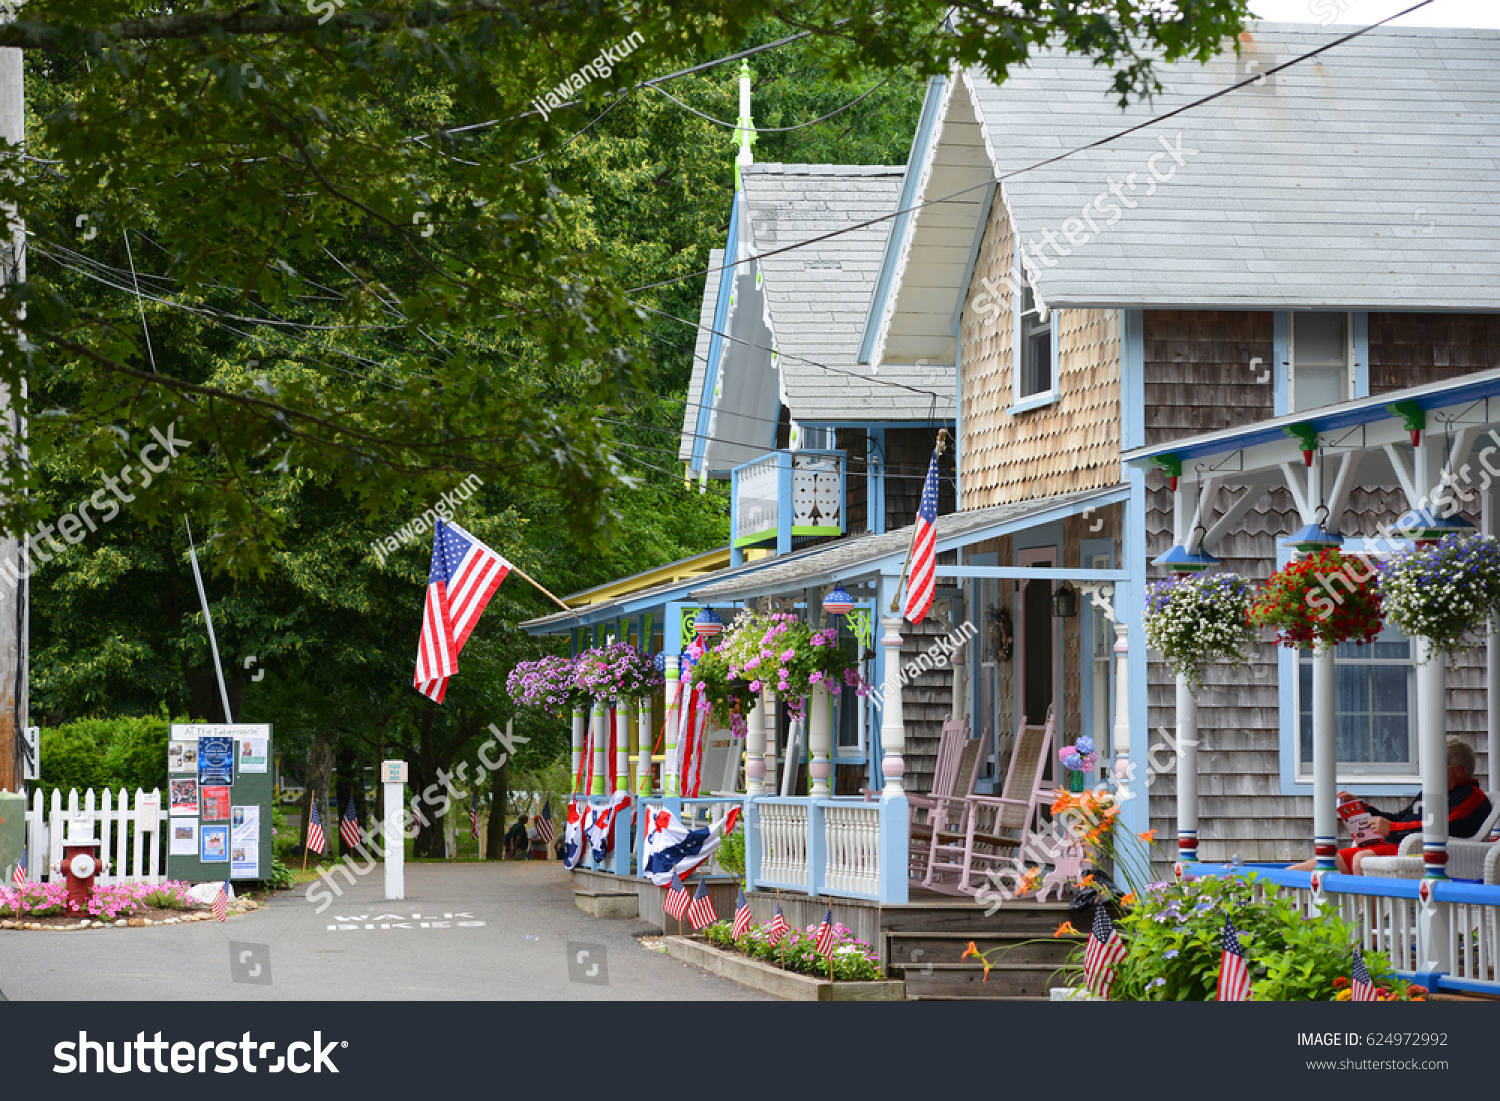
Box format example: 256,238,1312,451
504,814,530,859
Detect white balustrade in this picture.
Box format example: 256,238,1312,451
823,804,881,896
758,801,809,888
1445,896,1500,987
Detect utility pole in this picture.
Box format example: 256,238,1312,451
0,40,25,793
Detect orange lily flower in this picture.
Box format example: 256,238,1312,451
1121,892,1137,906
1138,829,1158,843
1079,874,1096,889
961,940,992,981
1054,921,1078,938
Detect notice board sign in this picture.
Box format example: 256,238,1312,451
166,723,274,882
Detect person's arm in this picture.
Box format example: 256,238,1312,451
1449,783,1492,839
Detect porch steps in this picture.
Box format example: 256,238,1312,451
882,902,1085,1001
573,889,639,919
892,962,1063,999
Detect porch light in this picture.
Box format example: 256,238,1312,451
1152,544,1221,573
1052,581,1078,618
1393,507,1474,543
693,606,724,639
822,586,855,618
1282,522,1343,554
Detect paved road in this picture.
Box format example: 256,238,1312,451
0,862,771,1001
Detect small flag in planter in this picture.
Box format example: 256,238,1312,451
767,901,790,946
212,878,231,922
307,802,327,854
1217,915,1252,1001
664,874,692,922
732,888,753,939
814,907,837,957
340,795,362,850
1351,947,1378,1002
1083,903,1126,998
687,880,717,931
11,853,25,886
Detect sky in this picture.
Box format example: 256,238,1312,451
1250,0,1500,27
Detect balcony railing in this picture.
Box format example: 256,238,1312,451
731,449,845,558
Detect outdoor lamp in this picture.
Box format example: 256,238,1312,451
1151,544,1221,573
822,586,855,618
1283,522,1343,554
693,606,724,640
1052,581,1078,618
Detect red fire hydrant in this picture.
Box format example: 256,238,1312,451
59,823,104,916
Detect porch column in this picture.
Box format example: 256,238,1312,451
807,686,833,798
614,704,630,794
570,706,586,795
1112,621,1130,781
636,696,653,798
745,692,766,795
1311,648,1338,870
1174,676,1198,863
664,656,681,797
762,688,779,795
1413,431,1451,880
879,615,906,797
591,702,608,796
1485,484,1500,825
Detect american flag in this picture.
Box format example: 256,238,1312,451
469,798,480,840
212,878,230,922
767,901,790,946
306,801,327,855
664,874,692,922
814,906,837,957
1351,947,1378,1002
1217,916,1252,1001
687,879,717,930
732,888,753,939
535,800,555,845
1083,903,1126,998
11,853,25,886
339,795,361,850
414,520,512,702
902,445,941,624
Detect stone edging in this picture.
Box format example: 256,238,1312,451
664,935,906,1001
1,900,259,930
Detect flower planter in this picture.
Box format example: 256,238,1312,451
664,935,906,1001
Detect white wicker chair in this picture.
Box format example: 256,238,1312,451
1363,793,1499,880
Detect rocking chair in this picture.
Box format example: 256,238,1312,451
906,717,984,885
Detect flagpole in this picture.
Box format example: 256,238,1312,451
887,429,948,613
506,562,583,622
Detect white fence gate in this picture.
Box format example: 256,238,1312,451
17,788,167,885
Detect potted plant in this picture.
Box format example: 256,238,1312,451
506,654,583,718
572,642,662,702
1249,548,1383,654
1143,573,1257,695
1377,533,1500,659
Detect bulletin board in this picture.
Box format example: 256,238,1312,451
165,723,274,882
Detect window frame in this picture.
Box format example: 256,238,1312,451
1009,241,1059,414
1277,539,1422,794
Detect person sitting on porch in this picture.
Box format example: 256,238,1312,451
1290,738,1492,875
504,814,530,859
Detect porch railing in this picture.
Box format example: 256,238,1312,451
1199,864,1500,994
746,795,908,904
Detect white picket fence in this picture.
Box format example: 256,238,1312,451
16,788,167,885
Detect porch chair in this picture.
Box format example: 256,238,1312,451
1361,791,1498,881
905,717,983,885
943,706,1058,897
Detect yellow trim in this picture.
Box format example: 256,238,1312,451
565,547,733,608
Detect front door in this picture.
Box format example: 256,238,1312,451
1016,547,1059,728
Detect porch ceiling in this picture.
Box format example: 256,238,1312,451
688,483,1128,603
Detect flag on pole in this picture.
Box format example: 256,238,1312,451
339,795,361,850
732,888,753,939
664,874,693,921
1351,947,1378,1002
767,901,790,946
469,798,480,840
687,879,717,930
814,907,837,957
902,446,941,624
535,800,555,845
11,853,25,887
212,878,231,922
306,802,327,855
1217,915,1252,1001
1083,903,1127,998
414,519,513,702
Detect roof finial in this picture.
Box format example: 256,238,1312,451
734,60,755,188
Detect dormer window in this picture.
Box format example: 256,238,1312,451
1019,281,1053,399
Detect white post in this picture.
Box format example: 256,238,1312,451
1312,647,1338,870
950,649,967,722
1174,675,1198,863
745,692,766,796
807,685,833,798
1485,487,1500,821
664,657,681,797
762,689,779,795
570,706,586,795
590,702,608,796
879,615,906,797
614,704,630,794
382,761,406,900
1112,622,1131,771
636,696,653,797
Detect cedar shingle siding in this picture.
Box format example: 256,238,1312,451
1369,313,1500,394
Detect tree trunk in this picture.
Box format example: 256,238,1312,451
304,729,333,861
333,741,357,854
485,759,509,860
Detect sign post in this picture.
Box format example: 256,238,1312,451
382,760,407,900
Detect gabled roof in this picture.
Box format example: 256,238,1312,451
975,23,1500,311
678,248,724,463
738,164,956,424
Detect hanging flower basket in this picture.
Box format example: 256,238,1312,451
1248,548,1383,654
572,642,663,702
1143,573,1257,696
506,655,584,718
1376,534,1500,659
685,645,758,736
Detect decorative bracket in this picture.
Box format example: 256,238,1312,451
1079,582,1118,623
1151,454,1183,492
1387,399,1425,447
1283,422,1319,467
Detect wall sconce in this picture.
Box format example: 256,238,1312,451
1053,581,1078,619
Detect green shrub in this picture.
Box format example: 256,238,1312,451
36,714,175,801
715,822,745,878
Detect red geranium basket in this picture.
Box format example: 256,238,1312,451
1248,548,1383,653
